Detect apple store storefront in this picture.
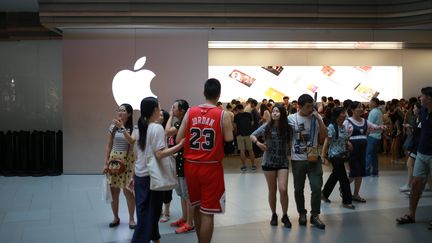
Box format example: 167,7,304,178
1,29,432,242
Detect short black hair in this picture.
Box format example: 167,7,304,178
204,78,221,100
251,99,258,107
328,96,334,102
421,86,432,98
298,94,314,106
235,104,244,110
283,96,289,100
371,97,380,105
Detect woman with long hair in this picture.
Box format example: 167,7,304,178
344,101,384,203
128,97,184,243
103,103,136,229
321,107,355,209
250,104,292,228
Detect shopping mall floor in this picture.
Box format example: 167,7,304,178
0,154,431,243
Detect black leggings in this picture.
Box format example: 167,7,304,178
162,190,173,204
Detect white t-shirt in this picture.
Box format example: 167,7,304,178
133,122,166,177
288,113,320,161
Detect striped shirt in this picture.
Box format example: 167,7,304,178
109,124,131,152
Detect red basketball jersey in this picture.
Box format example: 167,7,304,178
184,104,225,162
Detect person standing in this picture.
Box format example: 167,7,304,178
103,103,136,229
129,97,184,243
234,104,256,173
288,94,327,230
321,107,355,209
365,98,383,176
165,99,196,234
176,78,233,243
396,87,432,230
344,101,384,203
250,104,292,228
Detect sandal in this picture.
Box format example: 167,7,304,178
396,214,415,225
159,214,170,223
342,204,355,210
352,195,367,203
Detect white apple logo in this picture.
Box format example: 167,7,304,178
112,56,157,110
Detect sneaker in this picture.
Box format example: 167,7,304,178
240,165,247,173
270,213,278,226
251,165,257,173
399,184,411,192
175,223,195,234
310,214,325,230
170,218,186,227
299,213,307,226
281,214,292,228
159,214,170,223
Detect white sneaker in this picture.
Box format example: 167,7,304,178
399,184,410,192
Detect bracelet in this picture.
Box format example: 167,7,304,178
119,127,126,133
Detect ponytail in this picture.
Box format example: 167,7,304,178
137,97,159,151
138,116,149,150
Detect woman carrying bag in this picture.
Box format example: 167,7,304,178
321,107,355,209
128,97,184,243
103,103,136,229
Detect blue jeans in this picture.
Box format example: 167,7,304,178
131,175,163,243
366,136,380,176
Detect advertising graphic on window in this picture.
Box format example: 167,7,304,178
209,66,402,102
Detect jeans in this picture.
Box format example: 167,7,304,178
131,175,163,243
291,160,323,215
322,157,353,204
366,136,380,176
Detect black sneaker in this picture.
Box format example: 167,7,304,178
281,214,292,228
270,213,278,226
299,213,307,226
310,214,325,230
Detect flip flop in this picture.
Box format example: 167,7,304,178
396,215,415,225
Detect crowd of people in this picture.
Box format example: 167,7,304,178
103,78,432,243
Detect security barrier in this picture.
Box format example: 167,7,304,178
0,130,63,176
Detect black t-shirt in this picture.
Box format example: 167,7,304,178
234,112,253,136
173,121,186,177
418,107,432,155
251,109,261,130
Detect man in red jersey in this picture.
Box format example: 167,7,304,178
176,78,233,243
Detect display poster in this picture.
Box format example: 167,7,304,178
209,66,402,102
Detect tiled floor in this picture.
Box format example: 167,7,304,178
0,157,431,243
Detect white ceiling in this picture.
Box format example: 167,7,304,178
0,0,38,11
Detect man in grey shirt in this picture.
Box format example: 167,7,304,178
288,94,328,229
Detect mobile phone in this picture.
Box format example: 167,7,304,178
229,69,256,87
